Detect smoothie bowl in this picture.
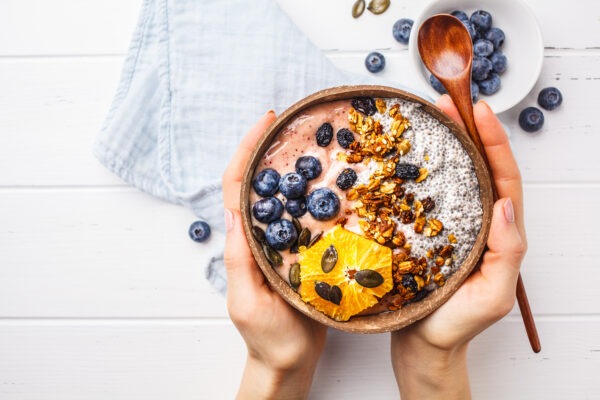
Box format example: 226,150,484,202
241,86,493,333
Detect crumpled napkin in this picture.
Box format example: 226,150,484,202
95,0,423,294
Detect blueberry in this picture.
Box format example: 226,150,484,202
365,51,385,73
450,10,469,23
295,156,322,180
430,74,447,94
401,274,418,292
265,219,298,250
490,51,507,74
537,87,563,110
188,220,211,243
471,80,479,103
351,97,377,116
392,18,413,44
336,128,355,149
519,107,544,132
473,39,494,57
252,168,280,197
336,168,358,190
479,72,501,95
316,122,333,147
472,56,493,81
470,10,492,33
460,19,477,39
285,196,307,218
485,27,505,49
307,188,340,221
279,172,307,199
395,163,420,180
252,197,284,223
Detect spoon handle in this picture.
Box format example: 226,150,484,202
450,85,541,353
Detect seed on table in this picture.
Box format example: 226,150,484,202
367,0,390,15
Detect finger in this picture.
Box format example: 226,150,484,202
223,110,277,210
223,208,265,295
435,94,466,130
480,198,525,290
474,101,525,232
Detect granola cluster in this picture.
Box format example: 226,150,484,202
341,100,459,308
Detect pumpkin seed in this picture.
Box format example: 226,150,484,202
292,217,302,235
315,281,332,301
262,244,283,267
329,285,342,305
289,263,301,289
289,244,299,254
308,231,323,248
321,245,338,273
352,0,365,18
251,226,266,244
355,269,384,288
367,0,390,15
297,228,311,248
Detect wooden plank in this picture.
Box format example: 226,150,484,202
1,0,598,55
0,186,598,317
0,0,141,56
0,320,598,399
1,54,599,186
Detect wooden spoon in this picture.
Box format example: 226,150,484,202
417,14,541,353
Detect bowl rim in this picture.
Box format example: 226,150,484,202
407,0,544,114
240,85,494,334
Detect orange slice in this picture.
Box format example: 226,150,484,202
298,225,393,321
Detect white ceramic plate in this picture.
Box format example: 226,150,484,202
408,0,543,113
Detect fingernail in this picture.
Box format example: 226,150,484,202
266,109,276,117
224,208,234,232
503,198,515,224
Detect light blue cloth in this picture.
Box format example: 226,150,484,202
95,0,426,294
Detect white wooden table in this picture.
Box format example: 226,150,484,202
1,1,599,398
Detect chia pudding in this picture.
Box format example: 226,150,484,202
249,96,483,320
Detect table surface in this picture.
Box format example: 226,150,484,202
1,0,599,398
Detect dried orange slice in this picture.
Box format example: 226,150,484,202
298,225,393,321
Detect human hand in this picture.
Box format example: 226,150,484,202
222,110,328,400
390,95,528,399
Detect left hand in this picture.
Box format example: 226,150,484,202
222,110,328,399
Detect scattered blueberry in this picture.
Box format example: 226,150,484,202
307,188,340,221
402,274,418,292
479,72,501,95
188,220,211,243
295,156,322,180
485,27,505,49
336,168,358,190
471,80,479,103
518,107,544,132
265,219,298,250
315,122,334,147
252,168,280,197
351,97,377,116
430,74,447,94
470,10,492,33
252,197,284,223
451,10,469,23
537,87,563,110
337,128,355,149
395,163,420,180
279,172,307,199
490,51,507,74
365,51,386,73
473,39,494,58
472,56,493,81
285,196,307,218
392,18,413,44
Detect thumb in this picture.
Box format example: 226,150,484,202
479,198,526,290
223,208,265,295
